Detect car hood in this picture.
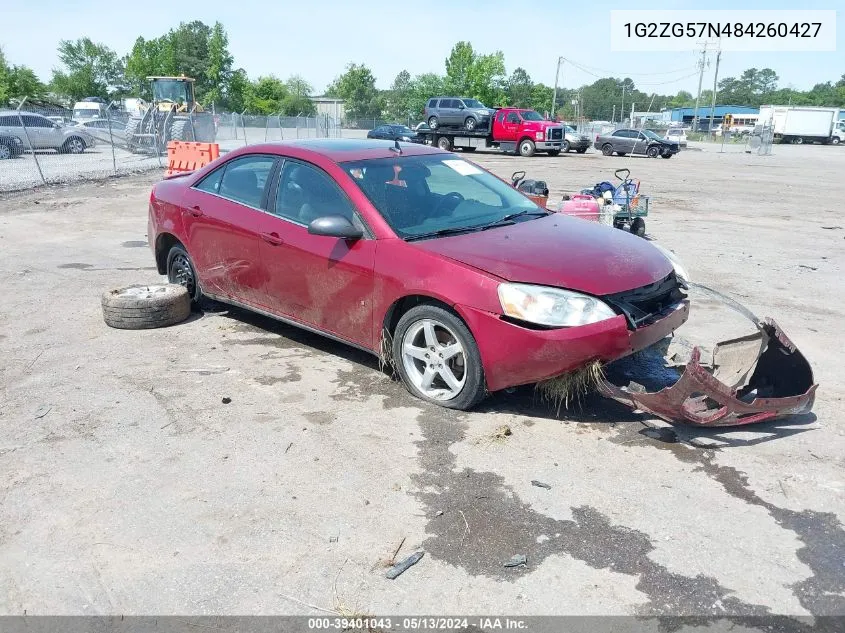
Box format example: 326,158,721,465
413,215,673,296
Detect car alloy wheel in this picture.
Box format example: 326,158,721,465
0,145,10,160
647,146,659,158
465,117,477,131
562,140,571,152
428,116,439,130
65,137,85,154
601,144,613,156
401,318,466,401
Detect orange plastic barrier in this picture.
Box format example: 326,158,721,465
165,141,220,176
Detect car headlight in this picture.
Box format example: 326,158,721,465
12,137,22,145
651,243,691,286
498,283,617,327
535,131,544,140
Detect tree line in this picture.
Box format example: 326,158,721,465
2,22,844,121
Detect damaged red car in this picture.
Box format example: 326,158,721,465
147,139,815,424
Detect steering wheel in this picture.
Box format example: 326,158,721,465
432,191,465,217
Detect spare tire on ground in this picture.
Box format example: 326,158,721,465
101,284,191,330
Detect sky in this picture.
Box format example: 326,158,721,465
2,0,843,97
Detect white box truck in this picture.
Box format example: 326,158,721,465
759,105,842,145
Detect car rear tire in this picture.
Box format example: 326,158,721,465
462,146,476,152
562,140,571,153
166,244,204,306
647,146,660,158
62,137,86,154
576,148,587,153
428,116,439,130
617,152,627,157
464,117,477,131
519,139,536,157
601,144,613,156
547,149,561,156
660,153,673,159
101,284,191,330
0,144,11,160
392,304,486,410
436,136,452,151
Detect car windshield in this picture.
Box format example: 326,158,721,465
667,129,681,135
393,126,414,135
565,126,576,133
462,99,485,108
519,111,544,121
344,155,544,240
642,130,661,140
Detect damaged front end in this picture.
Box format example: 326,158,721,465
598,285,817,427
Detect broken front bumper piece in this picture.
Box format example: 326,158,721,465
598,318,817,427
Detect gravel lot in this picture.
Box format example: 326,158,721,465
0,142,843,620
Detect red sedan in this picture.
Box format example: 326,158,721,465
148,139,690,410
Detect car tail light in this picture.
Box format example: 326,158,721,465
595,135,599,142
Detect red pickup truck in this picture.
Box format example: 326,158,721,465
415,107,565,157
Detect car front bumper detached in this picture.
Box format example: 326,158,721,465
598,303,816,427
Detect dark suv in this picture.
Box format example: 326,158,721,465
424,97,496,131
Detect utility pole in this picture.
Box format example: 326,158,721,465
692,46,709,132
707,48,722,140
551,57,563,119
631,102,635,126
612,104,616,123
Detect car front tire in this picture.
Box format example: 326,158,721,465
601,144,614,156
0,144,11,160
62,137,87,154
428,116,439,130
392,304,486,410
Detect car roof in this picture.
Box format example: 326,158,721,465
232,138,446,162
0,110,48,117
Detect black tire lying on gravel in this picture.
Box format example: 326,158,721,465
101,284,191,330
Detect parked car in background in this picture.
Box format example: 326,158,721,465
594,128,679,158
424,97,497,131
563,126,591,153
664,127,687,147
0,134,24,159
73,118,126,143
148,138,690,411
0,111,95,153
366,124,423,143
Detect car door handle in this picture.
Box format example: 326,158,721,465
186,205,203,217
261,232,284,246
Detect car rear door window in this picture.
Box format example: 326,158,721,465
196,155,275,208
22,115,52,128
0,115,22,127
506,112,520,124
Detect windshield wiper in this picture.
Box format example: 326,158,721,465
480,209,550,229
404,225,487,241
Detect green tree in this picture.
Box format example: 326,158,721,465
506,67,533,108
529,83,554,115
386,69,412,120
281,75,315,115
409,72,445,119
0,47,8,104
246,75,288,114
50,38,125,101
205,22,233,108
226,68,249,112
0,47,46,104
326,63,382,119
444,41,506,107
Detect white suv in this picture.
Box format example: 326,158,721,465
664,127,687,147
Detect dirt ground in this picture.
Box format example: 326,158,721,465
0,142,843,620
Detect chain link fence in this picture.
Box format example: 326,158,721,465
0,99,347,193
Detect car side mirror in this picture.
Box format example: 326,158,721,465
308,215,363,240
458,104,465,110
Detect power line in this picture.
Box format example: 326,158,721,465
562,58,698,77
565,58,699,87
